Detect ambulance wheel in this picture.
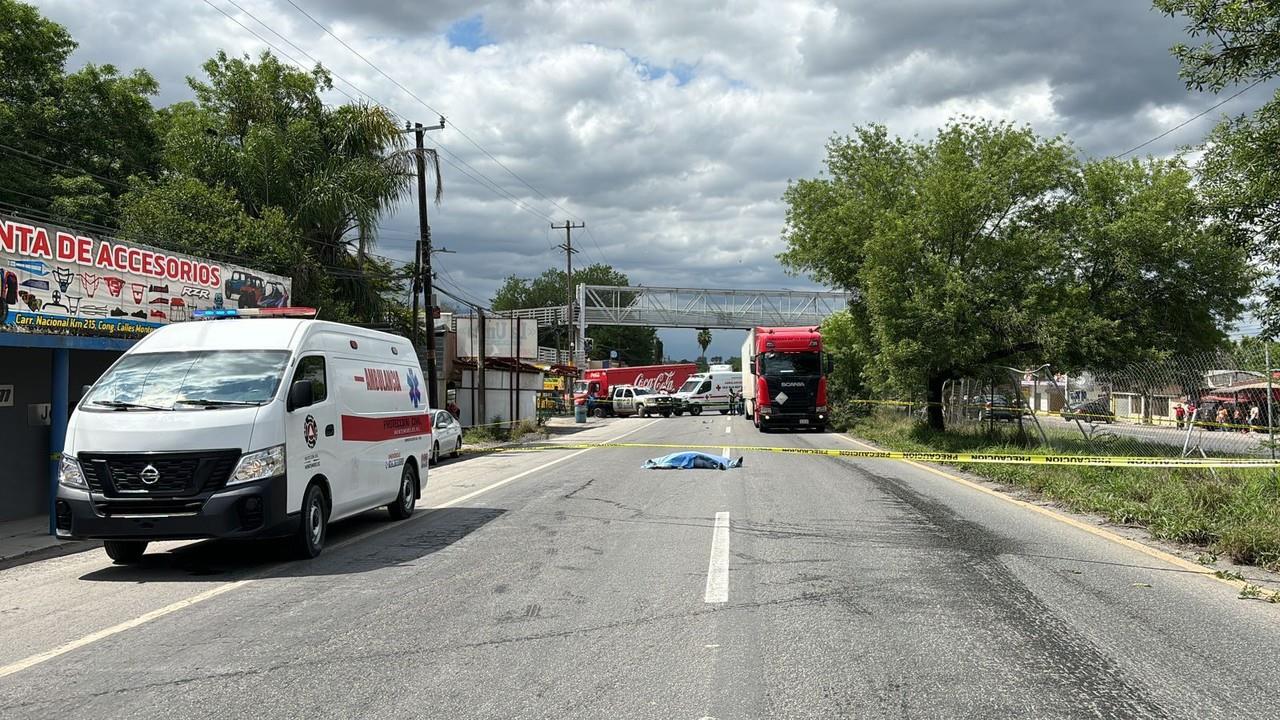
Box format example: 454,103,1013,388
104,540,147,564
593,407,606,418
388,463,417,520
689,405,703,416
293,483,328,559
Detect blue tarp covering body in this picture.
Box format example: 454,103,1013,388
642,452,744,470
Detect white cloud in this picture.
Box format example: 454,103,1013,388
28,0,1263,357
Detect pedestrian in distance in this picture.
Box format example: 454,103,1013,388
1250,405,1264,434
1233,405,1247,434
1215,405,1229,432
1174,403,1185,430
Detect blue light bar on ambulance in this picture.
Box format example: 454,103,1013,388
193,307,319,320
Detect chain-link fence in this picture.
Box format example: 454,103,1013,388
929,347,1280,460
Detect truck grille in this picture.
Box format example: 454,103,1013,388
79,450,240,498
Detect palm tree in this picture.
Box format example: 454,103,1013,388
697,328,712,362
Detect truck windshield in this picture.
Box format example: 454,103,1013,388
761,351,821,376
83,350,291,411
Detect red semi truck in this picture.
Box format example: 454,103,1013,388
741,326,831,432
573,363,698,416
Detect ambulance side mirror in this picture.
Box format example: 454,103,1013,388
287,380,315,412
80,384,93,400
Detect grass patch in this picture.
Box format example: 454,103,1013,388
462,417,546,445
849,411,1280,572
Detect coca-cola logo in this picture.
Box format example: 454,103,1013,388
633,371,677,393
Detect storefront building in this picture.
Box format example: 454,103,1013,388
0,215,290,526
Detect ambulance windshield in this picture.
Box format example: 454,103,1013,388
84,350,291,410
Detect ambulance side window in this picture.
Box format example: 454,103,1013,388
293,356,327,403
698,381,711,394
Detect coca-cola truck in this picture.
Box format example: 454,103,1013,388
741,326,831,432
574,363,698,417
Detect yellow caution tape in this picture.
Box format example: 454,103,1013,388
462,441,1279,468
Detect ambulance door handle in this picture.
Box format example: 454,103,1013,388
325,424,335,437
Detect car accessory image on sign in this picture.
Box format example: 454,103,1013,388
0,215,291,340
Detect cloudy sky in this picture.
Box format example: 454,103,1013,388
30,0,1271,358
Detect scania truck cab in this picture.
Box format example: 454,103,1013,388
741,326,831,432
55,309,432,562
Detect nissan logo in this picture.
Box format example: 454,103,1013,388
140,464,160,485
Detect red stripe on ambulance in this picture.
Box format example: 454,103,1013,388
341,413,431,441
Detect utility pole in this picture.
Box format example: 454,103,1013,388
405,117,445,408
552,220,584,366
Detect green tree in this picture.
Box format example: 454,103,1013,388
137,50,414,321
492,263,659,364
1158,0,1280,335
781,119,1247,430
696,328,712,362
1155,0,1280,91
0,1,160,225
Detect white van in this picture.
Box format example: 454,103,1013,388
54,315,432,562
672,371,743,416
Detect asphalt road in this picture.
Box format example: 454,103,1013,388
2,415,1279,719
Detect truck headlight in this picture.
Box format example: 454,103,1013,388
229,445,286,485
761,406,773,416
58,456,88,490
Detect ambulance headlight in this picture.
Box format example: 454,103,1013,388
229,445,286,485
59,456,88,490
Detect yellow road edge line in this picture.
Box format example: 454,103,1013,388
468,442,1280,469
0,418,664,680
832,433,1280,598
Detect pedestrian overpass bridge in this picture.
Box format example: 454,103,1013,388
492,284,853,330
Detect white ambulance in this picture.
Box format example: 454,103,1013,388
672,367,743,416
55,308,432,562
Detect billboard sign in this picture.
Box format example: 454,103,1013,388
0,216,292,340
456,316,538,360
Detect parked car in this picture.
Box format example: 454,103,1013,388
430,408,463,463
965,394,1021,422
1061,399,1113,423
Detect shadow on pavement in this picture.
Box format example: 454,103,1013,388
77,506,504,583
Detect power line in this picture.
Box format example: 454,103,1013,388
204,0,573,237
280,0,603,257
1117,78,1268,158
0,142,131,190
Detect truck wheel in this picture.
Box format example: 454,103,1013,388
637,404,647,417
103,540,148,564
689,405,703,416
719,409,729,415
673,409,684,416
593,407,606,419
293,483,328,559
388,463,417,520
661,410,671,418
